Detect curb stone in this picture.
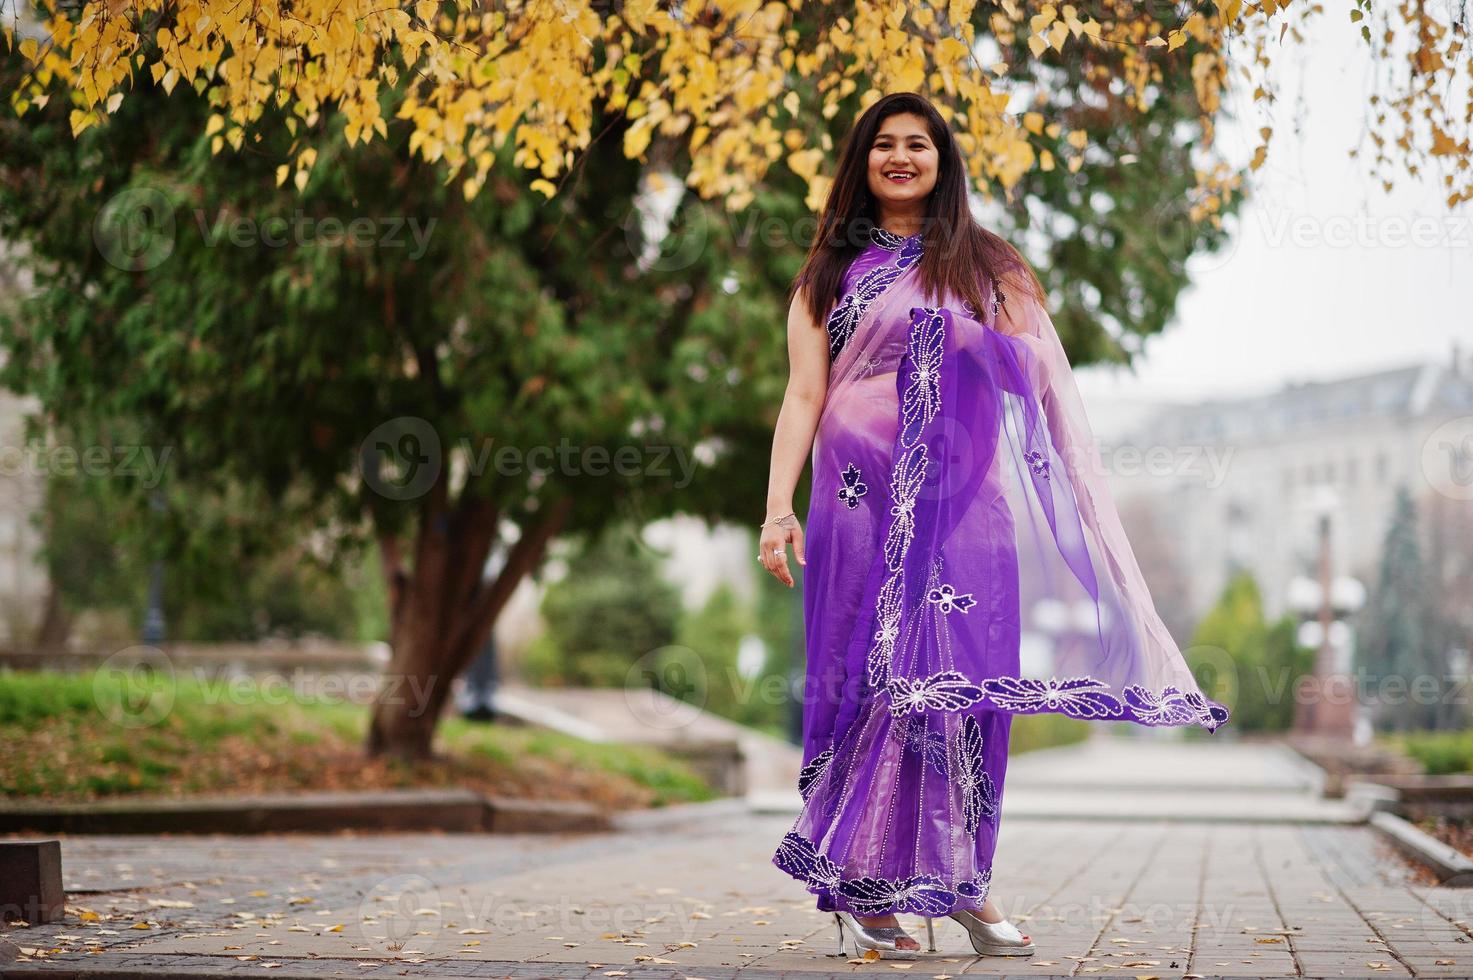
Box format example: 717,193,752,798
1370,809,1473,884
0,791,610,836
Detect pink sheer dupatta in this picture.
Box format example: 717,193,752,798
991,265,1207,699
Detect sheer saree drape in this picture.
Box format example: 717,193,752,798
773,233,1229,916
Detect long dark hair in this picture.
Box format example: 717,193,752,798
790,92,1044,331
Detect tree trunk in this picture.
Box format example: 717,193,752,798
33,579,70,652
366,490,574,760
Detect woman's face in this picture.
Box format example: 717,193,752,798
866,112,939,211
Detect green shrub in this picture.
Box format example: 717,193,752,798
1396,731,1473,775
529,527,681,687
1189,569,1312,732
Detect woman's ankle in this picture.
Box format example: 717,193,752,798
854,913,895,925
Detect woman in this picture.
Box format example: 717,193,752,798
759,93,1230,961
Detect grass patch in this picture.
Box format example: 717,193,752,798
0,668,718,808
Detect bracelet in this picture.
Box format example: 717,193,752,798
761,511,795,528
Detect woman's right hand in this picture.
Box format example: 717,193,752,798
759,513,806,588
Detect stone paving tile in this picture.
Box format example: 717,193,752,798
6,737,1473,978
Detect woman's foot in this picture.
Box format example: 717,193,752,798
853,914,920,951
961,897,1029,941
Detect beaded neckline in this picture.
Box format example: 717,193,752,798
869,225,925,250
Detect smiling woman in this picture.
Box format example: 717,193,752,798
756,91,1229,962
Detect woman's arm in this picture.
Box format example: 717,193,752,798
759,286,829,587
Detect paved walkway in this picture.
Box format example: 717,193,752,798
3,732,1469,979
753,727,1369,822
490,683,803,798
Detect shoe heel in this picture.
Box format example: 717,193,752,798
827,912,847,957
832,910,921,960
924,915,936,952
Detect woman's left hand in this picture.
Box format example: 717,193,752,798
759,514,806,588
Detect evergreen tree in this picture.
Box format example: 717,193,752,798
1359,485,1439,732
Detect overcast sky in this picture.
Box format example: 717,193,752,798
1073,11,1471,410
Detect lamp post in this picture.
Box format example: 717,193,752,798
141,487,166,647
1287,486,1366,739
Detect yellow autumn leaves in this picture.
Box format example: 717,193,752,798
3,0,1469,212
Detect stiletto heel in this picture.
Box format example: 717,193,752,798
947,906,1036,956
828,913,846,957
924,915,936,952
829,910,922,959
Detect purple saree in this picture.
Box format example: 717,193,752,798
772,225,1229,917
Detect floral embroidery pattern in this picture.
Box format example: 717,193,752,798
775,830,992,915
982,675,1228,730
827,263,905,360
1124,686,1232,728
886,670,985,718
797,747,834,803
837,462,868,509
891,715,949,776
869,226,925,272
837,873,954,916
1024,448,1050,479
953,714,999,834
927,582,977,614
956,867,993,901
829,228,928,362
895,234,923,269
982,675,1120,718
867,571,903,690
775,831,842,893
900,307,944,446
882,443,928,570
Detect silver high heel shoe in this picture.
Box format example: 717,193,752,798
931,906,1036,956
827,910,922,960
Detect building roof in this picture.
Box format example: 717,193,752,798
1122,350,1473,445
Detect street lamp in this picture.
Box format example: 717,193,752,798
1286,486,1366,741
141,487,166,647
